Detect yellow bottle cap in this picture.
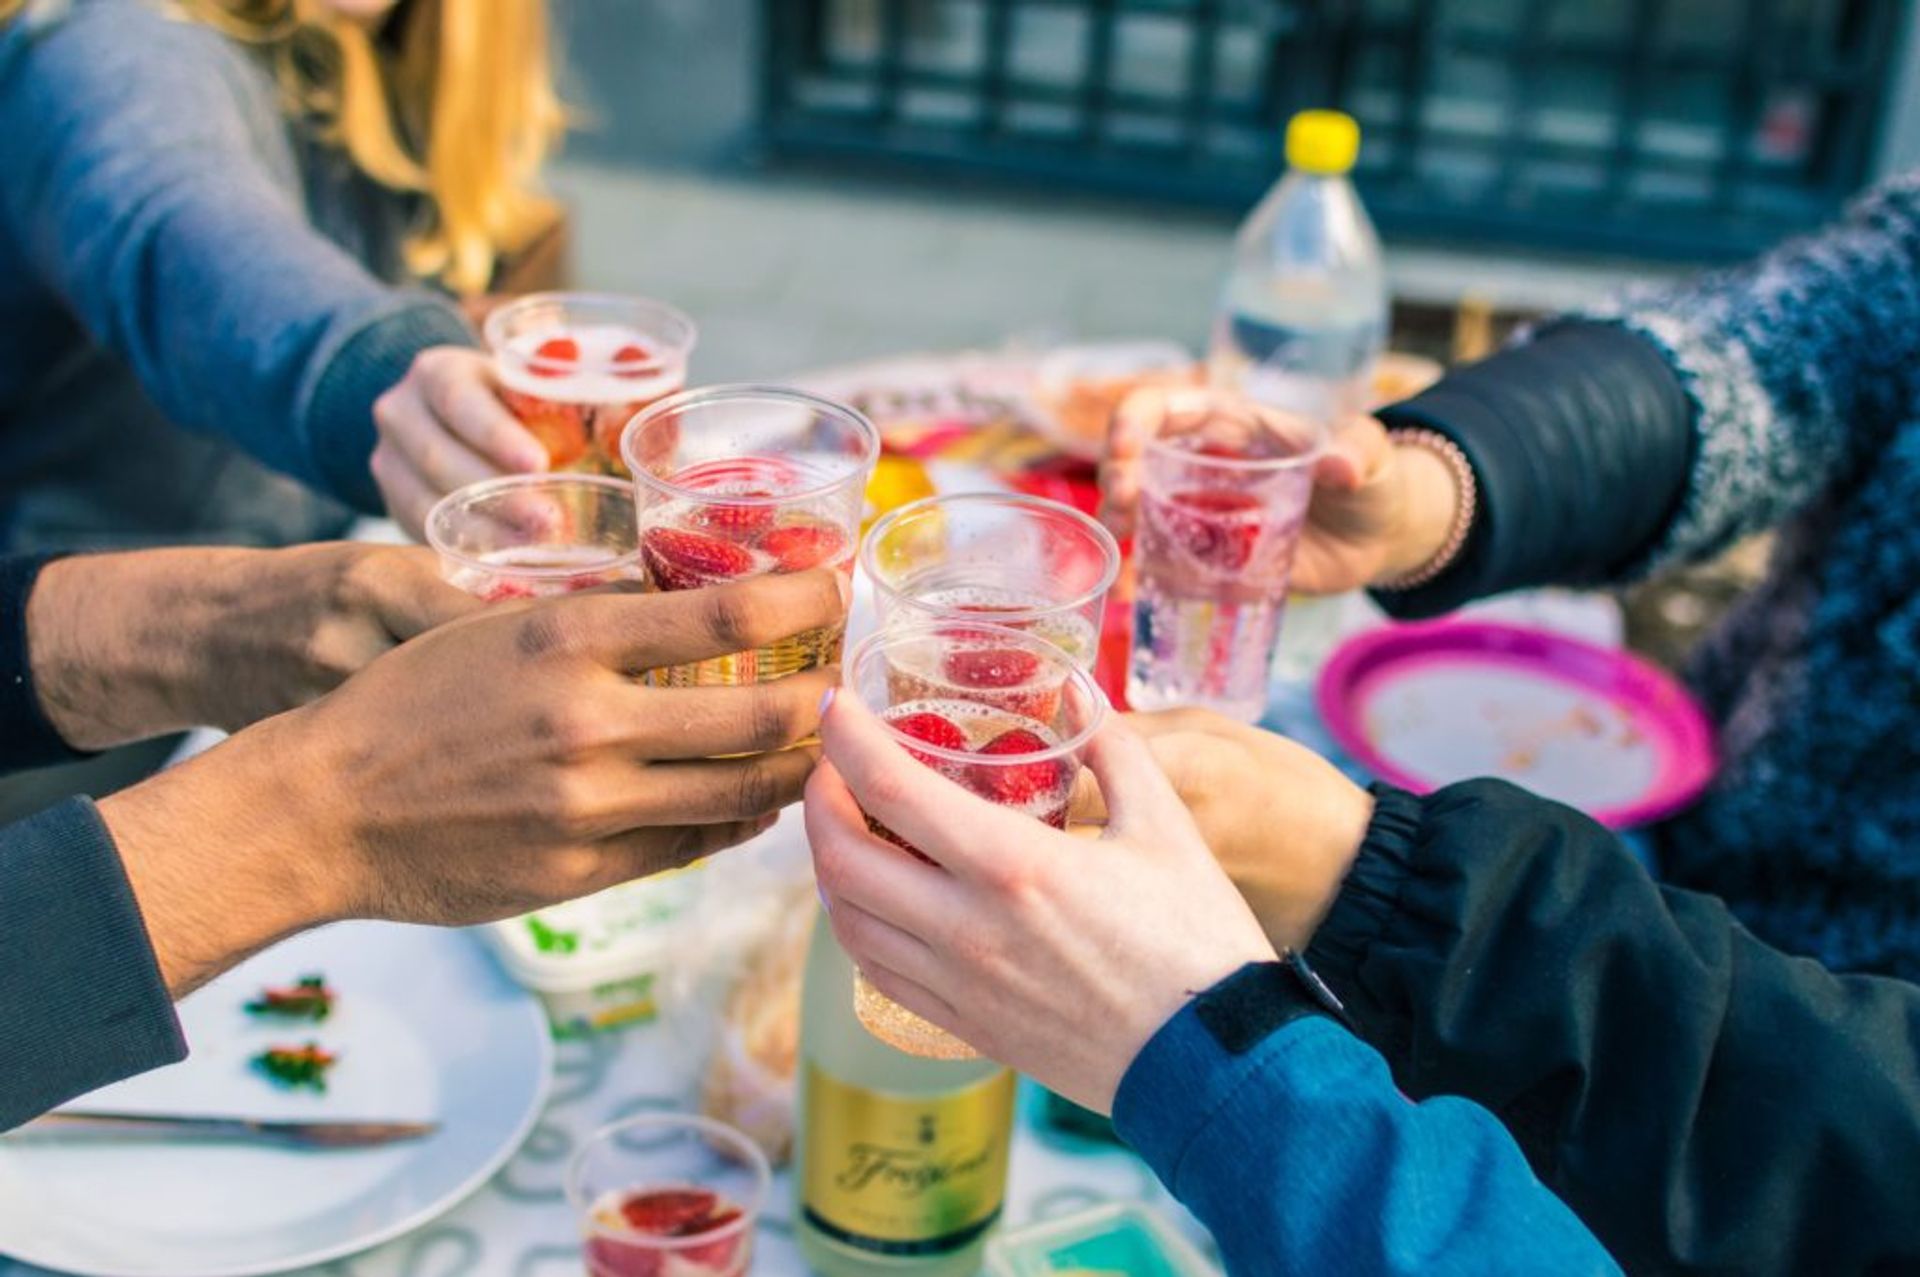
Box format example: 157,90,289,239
1285,109,1361,175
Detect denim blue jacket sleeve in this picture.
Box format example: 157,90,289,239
1113,1001,1619,1276
0,797,184,1130
0,0,474,512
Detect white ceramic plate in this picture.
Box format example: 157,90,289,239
0,922,552,1277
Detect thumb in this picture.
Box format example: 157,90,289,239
379,549,486,640
1314,416,1391,493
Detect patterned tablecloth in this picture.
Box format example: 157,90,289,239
1,348,1622,1277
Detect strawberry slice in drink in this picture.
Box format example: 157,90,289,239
585,1186,747,1277
757,522,847,572
530,335,580,378
1163,488,1264,571
941,645,1061,722
611,342,656,378
871,708,972,863
975,727,1070,822
642,527,759,592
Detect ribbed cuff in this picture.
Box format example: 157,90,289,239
1371,321,1693,618
305,300,476,513
1306,783,1424,1006
0,553,97,773
1112,990,1327,1183
0,798,184,1129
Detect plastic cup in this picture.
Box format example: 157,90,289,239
568,1113,770,1277
1128,397,1326,723
842,623,1107,1059
426,473,643,602
486,292,696,473
861,493,1121,670
622,385,879,687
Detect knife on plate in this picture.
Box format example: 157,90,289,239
14,1111,439,1149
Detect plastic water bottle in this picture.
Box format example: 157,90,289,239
1207,110,1387,424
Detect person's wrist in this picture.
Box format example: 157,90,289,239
1375,441,1465,584
98,713,352,995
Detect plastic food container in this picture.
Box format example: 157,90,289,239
480,869,702,1037
985,1202,1220,1277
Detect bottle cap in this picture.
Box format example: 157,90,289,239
1285,110,1361,175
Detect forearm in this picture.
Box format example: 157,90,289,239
1113,1001,1616,1276
1370,321,1694,616
97,720,341,996
1309,782,1920,1275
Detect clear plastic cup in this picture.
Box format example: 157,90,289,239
568,1113,770,1277
486,292,696,474
1128,396,1326,723
843,623,1107,1059
425,473,643,602
861,493,1121,671
622,385,879,687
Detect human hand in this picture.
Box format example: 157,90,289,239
371,345,549,537
28,543,479,749
1097,385,1461,593
806,698,1275,1114
101,570,848,994
1071,710,1374,952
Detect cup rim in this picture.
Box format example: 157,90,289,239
846,622,1110,767
565,1112,772,1249
1141,411,1330,474
621,384,882,507
860,493,1122,626
483,291,698,377
424,473,644,580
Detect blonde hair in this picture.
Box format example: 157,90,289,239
185,0,566,295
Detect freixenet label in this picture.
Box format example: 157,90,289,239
802,1062,1016,1256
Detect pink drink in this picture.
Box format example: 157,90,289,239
1128,412,1325,723
427,474,643,602
584,1186,750,1277
568,1116,769,1277
625,388,878,688
487,295,695,474
844,624,1105,1059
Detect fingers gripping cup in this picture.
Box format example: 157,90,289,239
426,473,644,602
623,385,879,688
568,1113,770,1277
1128,394,1326,722
843,624,1107,1059
487,292,697,473
861,493,1121,670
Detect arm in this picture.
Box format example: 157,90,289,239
1308,781,1920,1275
0,0,474,511
2,572,849,1127
1115,992,1617,1277
805,705,1616,1276
1377,173,1920,616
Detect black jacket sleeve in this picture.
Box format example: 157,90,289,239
0,797,184,1129
1372,322,1695,618
1308,781,1920,1276
0,552,94,774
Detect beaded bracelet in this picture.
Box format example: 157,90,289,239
1374,428,1478,591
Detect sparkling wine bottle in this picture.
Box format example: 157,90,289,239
795,913,1016,1276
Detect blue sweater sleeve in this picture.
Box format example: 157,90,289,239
0,0,474,512
0,798,184,1130
1113,1005,1618,1277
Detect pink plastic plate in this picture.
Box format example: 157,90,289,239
1316,620,1718,829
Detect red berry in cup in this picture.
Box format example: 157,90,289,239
691,497,776,537
530,336,579,378
1166,489,1263,570
942,646,1041,690
611,343,655,378
976,727,1065,807
891,710,969,762
758,523,847,572
642,527,758,591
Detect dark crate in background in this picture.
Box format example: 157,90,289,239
757,0,1908,261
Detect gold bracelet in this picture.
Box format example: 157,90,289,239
1374,428,1478,591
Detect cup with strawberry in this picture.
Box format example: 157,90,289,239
486,293,697,473
841,622,1107,1059
568,1113,770,1277
426,474,645,603
623,386,879,688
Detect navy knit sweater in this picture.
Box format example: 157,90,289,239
1380,173,1920,977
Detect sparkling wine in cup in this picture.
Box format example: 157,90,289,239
426,473,644,602
844,623,1106,1060
1128,398,1326,722
623,385,878,687
861,492,1121,670
487,293,696,474
567,1113,770,1277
